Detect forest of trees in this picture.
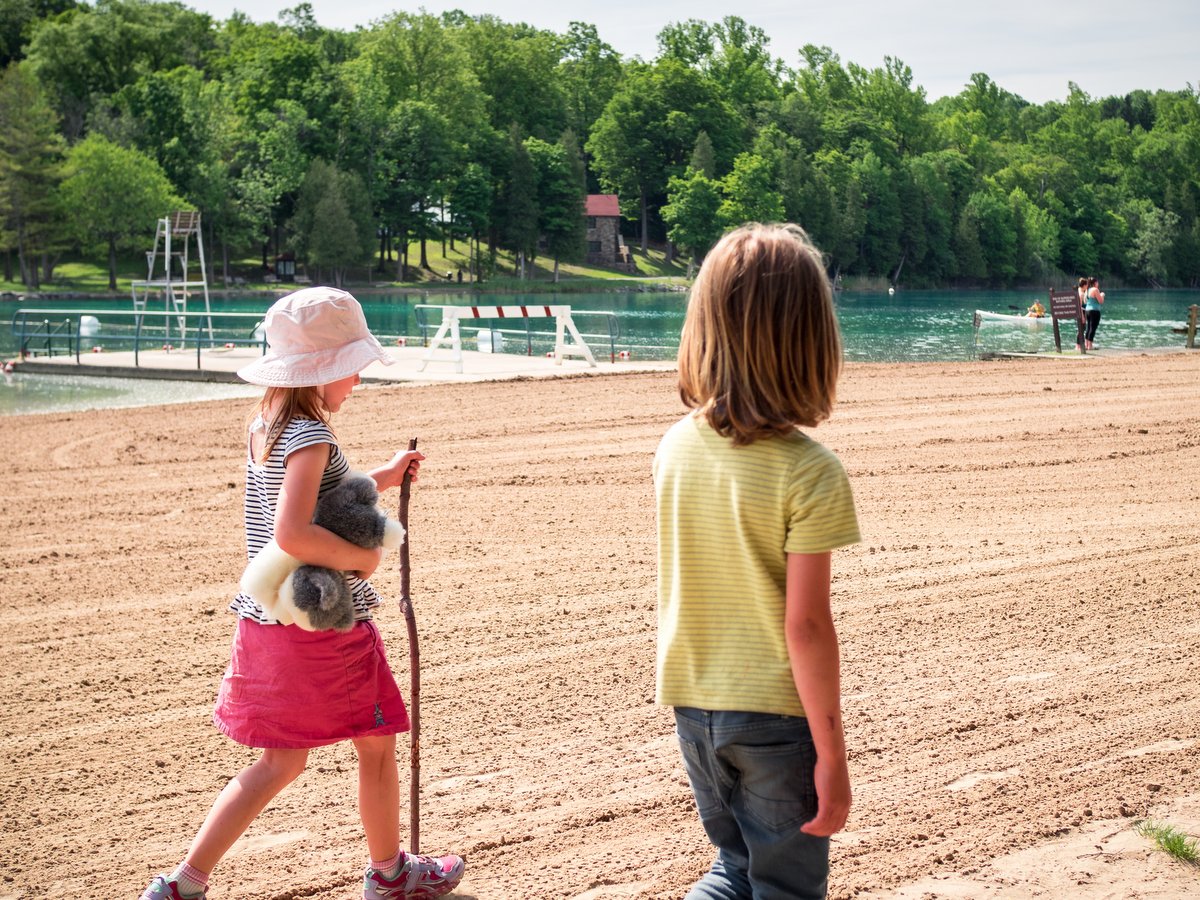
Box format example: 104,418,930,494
1,0,1198,289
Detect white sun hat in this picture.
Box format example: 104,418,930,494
237,286,394,387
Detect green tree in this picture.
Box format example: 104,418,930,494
182,80,246,284
1029,84,1106,187
499,125,538,277
452,14,567,140
852,56,931,159
790,45,931,165
811,147,864,277
557,22,623,153
657,16,781,125
1008,187,1061,282
58,133,180,289
956,191,1016,283
953,204,986,280
661,167,722,271
935,108,1000,173
849,151,901,277
955,73,1026,142
354,11,487,134
103,67,228,216
718,152,784,228
747,125,809,225
0,62,64,287
1164,179,1200,286
447,161,491,281
1,0,76,68
689,129,716,177
289,158,373,287
351,11,485,275
210,13,341,158
24,0,215,138
1130,204,1179,286
898,153,960,282
307,190,361,289
377,99,456,274
587,59,739,250
233,98,315,269
526,134,585,281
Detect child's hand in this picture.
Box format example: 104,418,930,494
800,753,852,837
371,449,425,492
351,546,385,581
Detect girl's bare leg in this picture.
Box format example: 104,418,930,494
185,748,309,873
353,734,401,861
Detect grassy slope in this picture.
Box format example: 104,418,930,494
1,241,691,296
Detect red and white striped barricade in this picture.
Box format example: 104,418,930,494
416,304,597,373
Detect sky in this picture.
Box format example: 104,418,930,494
184,0,1198,105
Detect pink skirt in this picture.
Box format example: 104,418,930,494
214,618,409,749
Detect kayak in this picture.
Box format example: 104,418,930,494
973,310,1055,330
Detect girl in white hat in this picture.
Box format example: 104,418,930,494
141,287,464,900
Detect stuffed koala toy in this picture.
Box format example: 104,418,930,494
240,473,405,631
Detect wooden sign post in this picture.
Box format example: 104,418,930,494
1048,288,1084,354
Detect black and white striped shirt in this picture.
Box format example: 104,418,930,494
228,416,384,624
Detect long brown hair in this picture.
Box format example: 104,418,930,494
677,223,842,446
251,386,331,463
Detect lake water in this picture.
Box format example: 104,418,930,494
3,288,1196,415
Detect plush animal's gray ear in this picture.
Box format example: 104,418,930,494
290,565,356,632
342,473,380,506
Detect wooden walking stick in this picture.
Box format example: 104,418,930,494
397,437,421,853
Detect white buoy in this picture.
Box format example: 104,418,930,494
80,314,100,336
475,328,504,353
888,287,895,296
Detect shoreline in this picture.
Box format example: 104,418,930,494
10,280,1200,302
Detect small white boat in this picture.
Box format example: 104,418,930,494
973,309,1054,331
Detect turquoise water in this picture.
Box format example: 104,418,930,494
3,288,1196,415
0,371,261,416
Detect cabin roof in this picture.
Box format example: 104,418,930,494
585,194,620,217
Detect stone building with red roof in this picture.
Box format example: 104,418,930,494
585,194,634,271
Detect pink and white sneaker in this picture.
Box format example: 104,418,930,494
363,852,465,899
139,875,206,900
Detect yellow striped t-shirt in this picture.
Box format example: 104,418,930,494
653,414,860,717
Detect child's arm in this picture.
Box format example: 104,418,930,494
275,443,384,580
785,550,852,837
367,448,425,493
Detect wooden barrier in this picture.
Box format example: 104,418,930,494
1187,304,1198,350
416,305,597,374
1048,287,1084,354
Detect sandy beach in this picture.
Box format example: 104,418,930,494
2,351,1198,900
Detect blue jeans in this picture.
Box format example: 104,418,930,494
674,708,828,900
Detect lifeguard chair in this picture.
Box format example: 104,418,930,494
131,211,213,344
